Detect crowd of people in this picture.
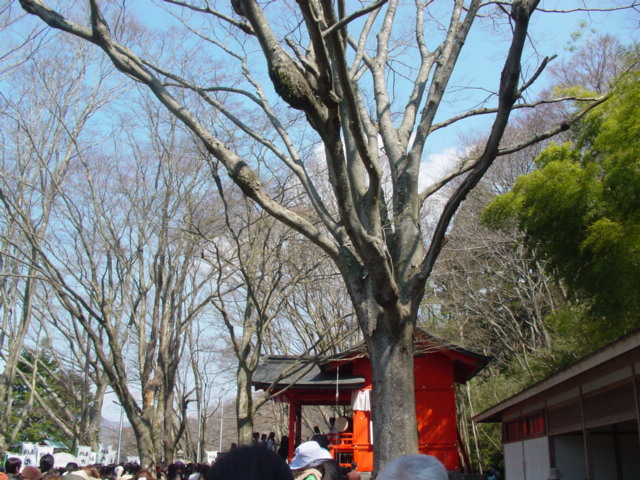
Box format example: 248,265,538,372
209,441,361,480
208,439,446,480
1,441,451,480
0,455,210,480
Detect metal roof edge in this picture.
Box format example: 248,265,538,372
473,329,640,423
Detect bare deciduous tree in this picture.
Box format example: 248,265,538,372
204,176,340,444
0,37,118,450
18,0,635,467
3,102,222,465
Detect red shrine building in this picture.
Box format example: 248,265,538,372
252,330,490,473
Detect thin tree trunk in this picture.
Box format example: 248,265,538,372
86,380,108,449
0,257,37,449
236,367,254,445
466,383,483,471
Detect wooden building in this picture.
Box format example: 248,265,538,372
252,330,490,473
473,330,640,480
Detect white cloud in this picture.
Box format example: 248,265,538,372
419,147,460,190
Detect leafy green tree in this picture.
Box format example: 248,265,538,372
8,350,83,445
482,67,640,344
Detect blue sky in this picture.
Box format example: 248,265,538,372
132,1,638,161
420,1,640,181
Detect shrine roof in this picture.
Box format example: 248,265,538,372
253,356,366,391
413,329,492,383
253,330,491,391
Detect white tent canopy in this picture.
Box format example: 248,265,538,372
53,452,79,468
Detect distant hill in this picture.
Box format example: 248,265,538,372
99,416,132,451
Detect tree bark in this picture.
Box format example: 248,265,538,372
236,366,254,445
368,311,418,463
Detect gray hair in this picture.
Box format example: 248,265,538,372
376,455,448,480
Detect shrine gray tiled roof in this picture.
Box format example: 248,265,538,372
252,357,365,390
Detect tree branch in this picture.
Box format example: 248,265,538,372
420,0,541,283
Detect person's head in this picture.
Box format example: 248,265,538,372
65,463,79,474
42,474,61,480
20,466,43,480
350,463,357,471
82,466,100,479
289,441,332,471
125,463,140,476
5,458,22,475
166,464,180,479
134,470,155,480
313,460,342,480
376,455,447,480
310,434,330,450
100,466,113,479
39,455,55,474
206,445,292,480
198,465,209,478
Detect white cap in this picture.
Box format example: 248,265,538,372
289,441,332,470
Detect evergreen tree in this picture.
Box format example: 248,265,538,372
8,350,83,444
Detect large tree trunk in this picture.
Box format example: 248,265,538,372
353,284,421,471
138,380,166,467
129,417,160,469
368,314,418,467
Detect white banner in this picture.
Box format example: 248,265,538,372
205,451,217,464
21,443,37,467
126,456,140,464
36,446,54,462
89,453,97,465
105,448,117,466
97,445,111,465
76,446,92,467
